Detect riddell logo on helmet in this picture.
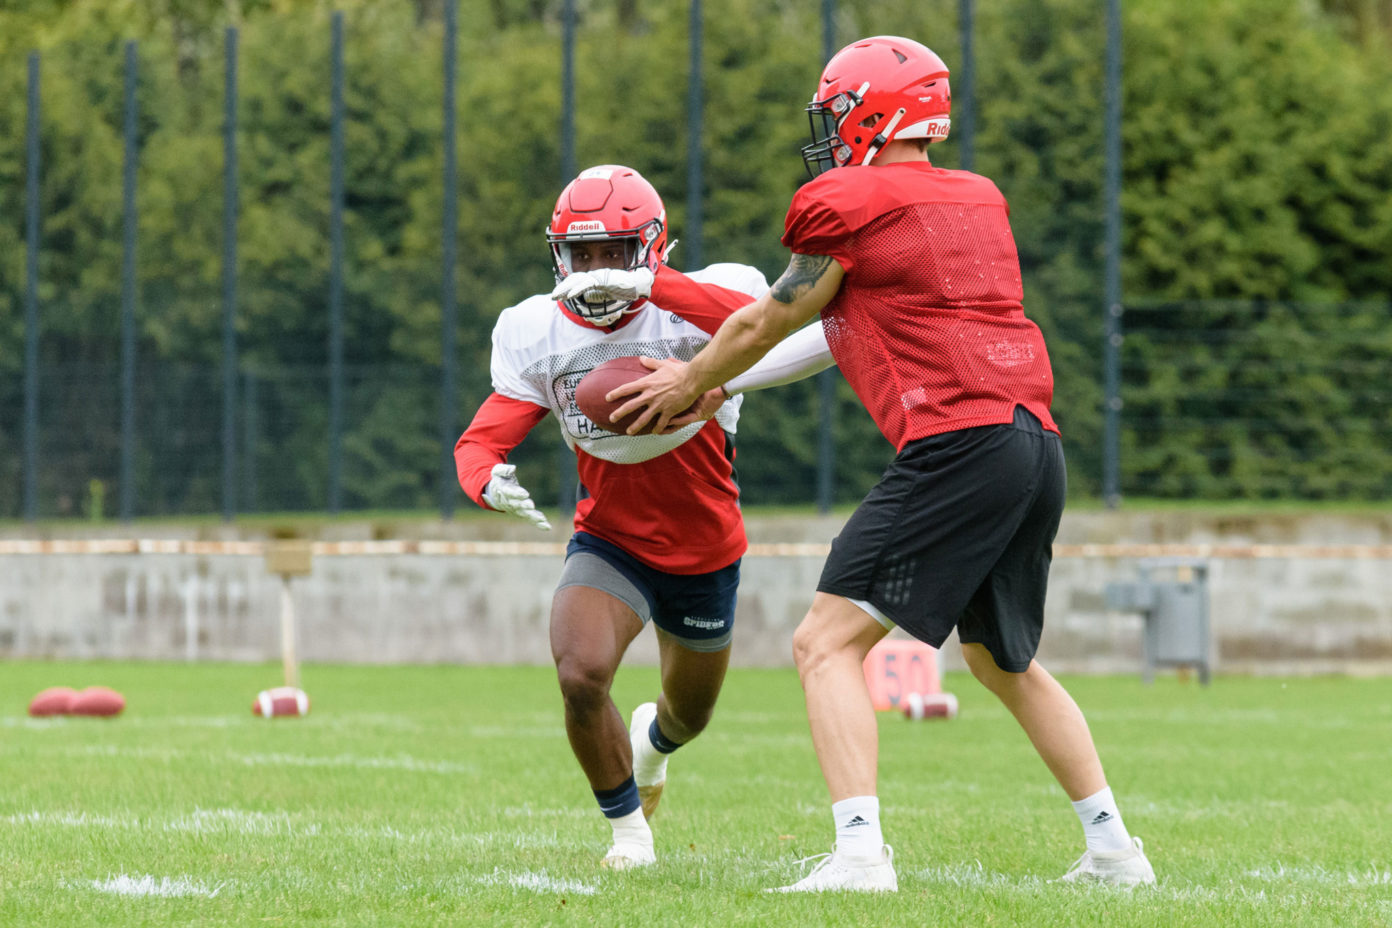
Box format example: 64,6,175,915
566,220,605,233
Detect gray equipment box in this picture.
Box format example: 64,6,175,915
1105,558,1212,684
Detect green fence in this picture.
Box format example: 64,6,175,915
3,0,1389,520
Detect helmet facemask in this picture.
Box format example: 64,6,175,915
547,218,663,326
801,85,866,178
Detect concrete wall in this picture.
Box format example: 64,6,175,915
3,511,1390,675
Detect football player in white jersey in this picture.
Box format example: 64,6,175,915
454,165,832,869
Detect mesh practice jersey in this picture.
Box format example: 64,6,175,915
782,161,1057,451
455,263,767,574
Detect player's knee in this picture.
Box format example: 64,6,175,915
554,658,613,715
962,642,1015,689
663,701,713,740
791,620,835,678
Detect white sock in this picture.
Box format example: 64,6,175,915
832,796,884,860
632,726,669,787
609,807,653,849
1072,786,1132,853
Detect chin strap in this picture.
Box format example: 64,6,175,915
860,107,907,165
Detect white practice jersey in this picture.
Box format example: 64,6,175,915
489,263,768,463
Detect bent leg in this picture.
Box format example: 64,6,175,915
960,642,1105,800
792,592,890,801
550,584,644,790
653,629,731,744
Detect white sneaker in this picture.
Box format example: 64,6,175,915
1061,836,1156,886
600,842,656,871
769,846,898,893
629,702,667,819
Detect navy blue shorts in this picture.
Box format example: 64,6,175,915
558,532,740,652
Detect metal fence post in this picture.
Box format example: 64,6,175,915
686,0,704,270
555,0,578,516
23,53,41,523
1102,0,1123,508
244,370,258,512
815,0,836,514
121,40,139,522
439,0,459,520
329,12,346,515
957,0,974,173
222,27,240,523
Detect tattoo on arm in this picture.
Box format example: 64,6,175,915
770,253,834,304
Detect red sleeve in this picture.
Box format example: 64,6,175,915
781,178,858,272
454,393,551,508
649,265,754,335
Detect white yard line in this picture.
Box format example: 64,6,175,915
84,873,224,898
6,808,309,836
0,716,73,729
233,750,476,775
6,810,131,829
911,859,1392,897
66,743,477,775
1245,864,1392,886
476,869,596,896
168,808,321,836
4,806,570,849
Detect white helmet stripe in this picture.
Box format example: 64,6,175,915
896,117,952,140
859,107,907,165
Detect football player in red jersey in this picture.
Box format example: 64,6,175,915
597,37,1155,891
455,165,832,870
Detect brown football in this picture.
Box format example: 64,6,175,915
28,686,78,717
253,686,311,718
69,686,126,717
575,357,692,435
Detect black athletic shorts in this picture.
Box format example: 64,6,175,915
817,405,1066,672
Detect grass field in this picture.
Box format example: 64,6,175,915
2,661,1389,927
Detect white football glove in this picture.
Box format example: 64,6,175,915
482,463,551,531
549,267,654,304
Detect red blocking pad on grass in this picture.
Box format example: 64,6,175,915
863,639,942,711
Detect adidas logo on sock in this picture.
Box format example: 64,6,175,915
846,815,870,827
1090,811,1114,825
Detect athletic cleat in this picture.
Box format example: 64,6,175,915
600,842,656,871
629,702,667,819
637,782,664,820
768,846,898,893
1060,836,1156,887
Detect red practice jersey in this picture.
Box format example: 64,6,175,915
782,161,1057,451
455,263,765,574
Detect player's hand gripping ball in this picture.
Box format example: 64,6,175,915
575,357,695,435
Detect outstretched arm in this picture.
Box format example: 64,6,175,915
648,321,836,432
723,321,834,394
455,393,553,530
606,253,845,434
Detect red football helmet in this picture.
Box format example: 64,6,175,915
802,36,952,177
547,165,669,325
